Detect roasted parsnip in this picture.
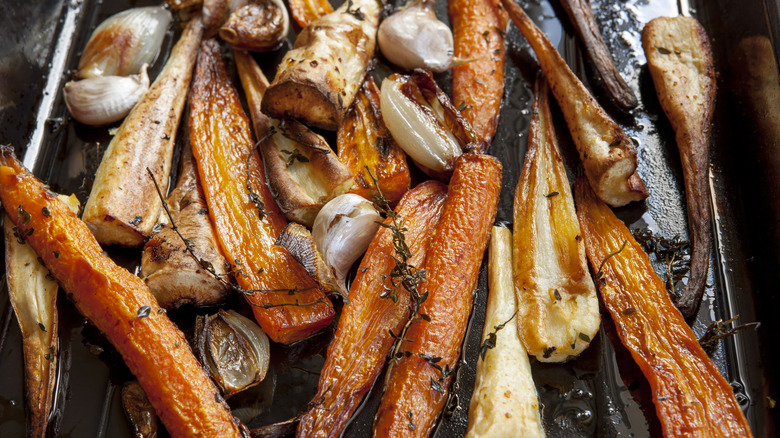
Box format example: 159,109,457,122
82,17,203,247
450,0,508,146
141,139,231,309
235,50,355,226
297,181,447,438
373,154,502,438
500,0,647,207
557,0,637,111
0,148,244,438
575,177,753,438
4,194,78,438
642,16,716,317
513,79,599,362
466,226,544,438
287,0,333,28
261,0,380,130
337,77,411,203
190,39,334,344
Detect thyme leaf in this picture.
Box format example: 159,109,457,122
479,311,517,360
698,316,760,354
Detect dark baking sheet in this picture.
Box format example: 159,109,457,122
0,0,777,436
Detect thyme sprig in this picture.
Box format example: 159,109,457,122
632,228,691,298
698,316,760,354
479,311,517,360
146,168,323,309
365,167,428,362
595,240,628,285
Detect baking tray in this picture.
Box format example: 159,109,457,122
0,0,777,436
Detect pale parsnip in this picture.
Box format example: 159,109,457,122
466,226,545,438
513,80,599,362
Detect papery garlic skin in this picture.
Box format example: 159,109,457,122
380,77,462,175
77,6,172,79
377,0,453,72
312,194,381,289
64,67,150,125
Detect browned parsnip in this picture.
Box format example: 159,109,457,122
141,140,231,309
500,0,647,207
642,16,716,317
513,79,599,362
82,17,203,247
558,0,637,111
262,0,380,130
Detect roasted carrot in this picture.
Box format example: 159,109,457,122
297,180,447,438
287,0,333,29
189,39,334,344
450,0,508,148
575,177,753,438
337,77,411,203
0,148,243,438
373,154,502,437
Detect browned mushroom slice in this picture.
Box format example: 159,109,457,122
220,0,289,52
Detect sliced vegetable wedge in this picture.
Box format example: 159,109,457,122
189,39,334,344
575,177,753,438
3,194,78,438
513,79,599,362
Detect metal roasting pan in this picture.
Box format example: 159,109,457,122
0,0,778,436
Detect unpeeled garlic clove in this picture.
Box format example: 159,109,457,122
312,194,381,291
377,0,453,72
64,66,150,125
380,70,479,179
77,6,172,79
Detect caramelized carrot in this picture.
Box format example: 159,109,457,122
450,0,508,147
287,0,333,29
0,148,242,438
575,178,753,438
337,77,411,203
189,39,334,344
373,154,502,437
297,180,447,438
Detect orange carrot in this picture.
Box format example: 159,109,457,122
337,77,411,203
297,180,447,438
189,39,334,344
0,148,243,438
288,0,333,29
450,0,508,148
575,177,753,438
373,154,502,437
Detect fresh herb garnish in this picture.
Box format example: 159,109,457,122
545,191,559,198
281,148,310,167
698,316,760,354
41,207,51,217
596,240,628,284
479,311,517,360
131,306,152,325
632,228,691,297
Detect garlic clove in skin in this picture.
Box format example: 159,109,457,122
77,6,172,79
312,194,382,291
64,66,150,126
377,0,453,73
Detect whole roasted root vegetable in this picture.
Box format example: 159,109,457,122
642,16,716,317
575,177,753,438
373,154,502,437
297,180,448,438
0,147,245,438
500,0,647,207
